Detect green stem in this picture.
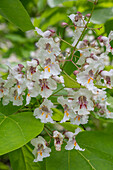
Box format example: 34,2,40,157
74,4,95,49
44,125,53,133
49,86,65,97
44,127,53,138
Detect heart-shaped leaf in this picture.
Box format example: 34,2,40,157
0,112,44,155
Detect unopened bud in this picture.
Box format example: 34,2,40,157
85,13,91,18
96,103,101,109
61,22,68,26
97,36,103,42
77,11,82,15
73,70,79,75
49,29,55,33
18,64,24,69
83,39,89,46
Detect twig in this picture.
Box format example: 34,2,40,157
44,127,53,138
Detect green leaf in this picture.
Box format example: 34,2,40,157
105,19,113,36
52,108,64,121
90,8,113,24
0,99,26,116
0,162,9,170
5,34,27,43
63,74,81,88
41,12,66,30
59,122,80,132
46,131,113,170
105,65,113,71
37,0,47,13
0,0,34,31
63,61,77,76
0,112,44,155
107,96,113,112
47,0,76,8
9,144,45,170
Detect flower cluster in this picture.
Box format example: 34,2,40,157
0,32,62,106
31,128,84,162
1,10,113,162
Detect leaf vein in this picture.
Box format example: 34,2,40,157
77,150,96,170
8,117,26,142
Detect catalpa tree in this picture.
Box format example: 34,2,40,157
0,0,113,169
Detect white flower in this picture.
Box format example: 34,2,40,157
57,96,75,123
5,74,16,88
26,80,40,105
8,64,25,83
101,70,113,88
76,49,91,65
65,48,71,57
86,57,104,72
52,75,64,84
26,59,39,80
65,128,85,151
40,58,61,79
38,78,57,98
15,81,26,96
69,13,86,47
31,136,51,162
72,88,94,115
36,37,61,64
35,27,52,38
93,89,107,107
69,13,86,28
105,31,113,54
108,30,113,42
53,131,64,151
70,114,89,125
0,78,9,99
93,89,113,118
2,95,11,105
97,35,108,46
34,99,54,123
77,68,99,94
106,110,113,119
9,87,24,106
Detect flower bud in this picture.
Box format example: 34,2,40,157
85,13,91,18
77,11,82,15
61,22,68,26
49,29,55,33
73,70,79,75
18,64,24,69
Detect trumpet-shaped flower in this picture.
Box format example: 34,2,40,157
36,37,61,64
72,88,94,115
34,99,54,123
38,78,57,98
40,58,61,79
70,114,89,125
53,131,64,151
57,96,75,123
31,136,51,162
65,128,85,151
